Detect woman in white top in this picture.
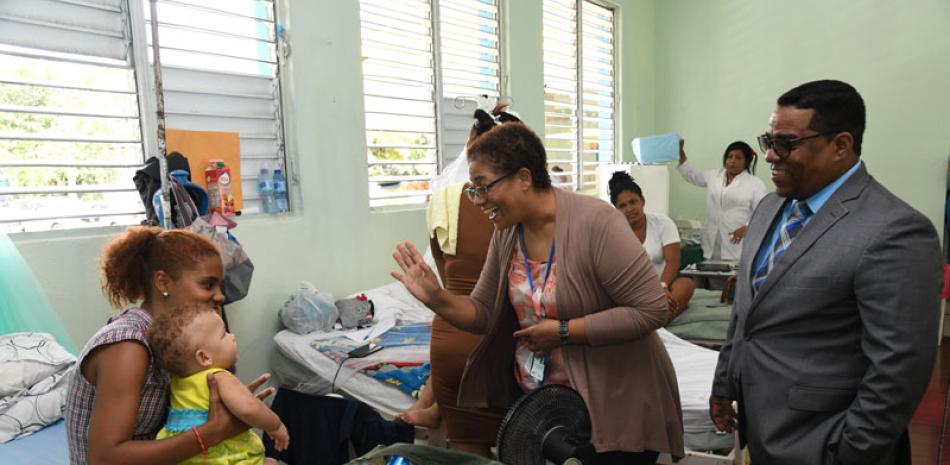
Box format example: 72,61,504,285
609,171,696,322
676,140,767,261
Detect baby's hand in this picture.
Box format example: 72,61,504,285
268,423,289,451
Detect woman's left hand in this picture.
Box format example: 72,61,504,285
513,319,561,353
730,225,749,244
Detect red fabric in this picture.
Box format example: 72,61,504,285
943,264,950,299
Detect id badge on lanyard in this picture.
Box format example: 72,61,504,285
526,352,546,383
519,224,555,386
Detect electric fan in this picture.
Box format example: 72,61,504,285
496,384,595,465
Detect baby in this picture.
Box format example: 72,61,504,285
148,303,289,465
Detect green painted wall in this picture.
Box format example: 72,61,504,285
654,0,950,233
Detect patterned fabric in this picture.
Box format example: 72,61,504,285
155,368,265,465
752,201,813,292
309,323,432,398
65,308,169,465
508,243,570,391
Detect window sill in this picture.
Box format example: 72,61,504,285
369,203,427,215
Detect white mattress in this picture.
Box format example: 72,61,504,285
272,282,434,416
657,328,735,451
272,282,733,450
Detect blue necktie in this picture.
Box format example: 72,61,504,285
752,201,813,293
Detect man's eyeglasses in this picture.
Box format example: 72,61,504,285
464,173,512,201
757,131,844,159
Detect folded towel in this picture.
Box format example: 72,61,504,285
426,182,465,255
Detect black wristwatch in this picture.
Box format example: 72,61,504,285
558,320,570,346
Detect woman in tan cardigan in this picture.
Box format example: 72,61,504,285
392,123,684,464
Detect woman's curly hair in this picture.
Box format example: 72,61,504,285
99,226,219,308
467,122,552,189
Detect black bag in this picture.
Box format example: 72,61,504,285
133,152,195,225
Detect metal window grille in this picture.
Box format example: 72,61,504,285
0,0,146,233
359,0,502,208
543,0,617,192
438,0,501,167
0,0,289,233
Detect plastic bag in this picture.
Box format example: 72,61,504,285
279,282,339,334
187,215,253,304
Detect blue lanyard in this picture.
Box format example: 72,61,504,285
518,224,555,304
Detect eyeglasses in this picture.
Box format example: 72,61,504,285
757,131,843,159
464,173,512,201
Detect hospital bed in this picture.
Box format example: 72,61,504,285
272,282,741,464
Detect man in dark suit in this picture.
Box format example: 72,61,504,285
710,80,942,465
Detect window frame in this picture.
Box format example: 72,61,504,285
543,0,619,193
0,0,149,233
134,0,291,216
0,0,292,234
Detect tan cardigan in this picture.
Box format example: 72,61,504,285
457,188,685,457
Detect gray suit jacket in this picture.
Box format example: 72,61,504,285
712,165,942,465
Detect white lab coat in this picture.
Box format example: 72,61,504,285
677,162,767,260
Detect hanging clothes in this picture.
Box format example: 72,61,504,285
677,162,767,261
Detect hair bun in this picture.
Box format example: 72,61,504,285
608,170,633,189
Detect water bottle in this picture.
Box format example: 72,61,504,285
273,167,289,213
257,167,276,214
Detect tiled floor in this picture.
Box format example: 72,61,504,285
909,339,950,465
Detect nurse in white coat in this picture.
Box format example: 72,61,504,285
676,140,767,261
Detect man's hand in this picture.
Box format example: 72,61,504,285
709,394,737,433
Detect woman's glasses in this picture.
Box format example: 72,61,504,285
464,173,513,201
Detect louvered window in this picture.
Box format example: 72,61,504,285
359,0,502,208
0,0,147,233
0,0,288,233
438,0,501,166
144,0,287,214
543,0,616,192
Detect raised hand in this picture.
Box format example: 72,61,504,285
391,241,444,306
679,138,687,165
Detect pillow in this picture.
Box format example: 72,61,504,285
0,333,75,397
0,333,75,443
